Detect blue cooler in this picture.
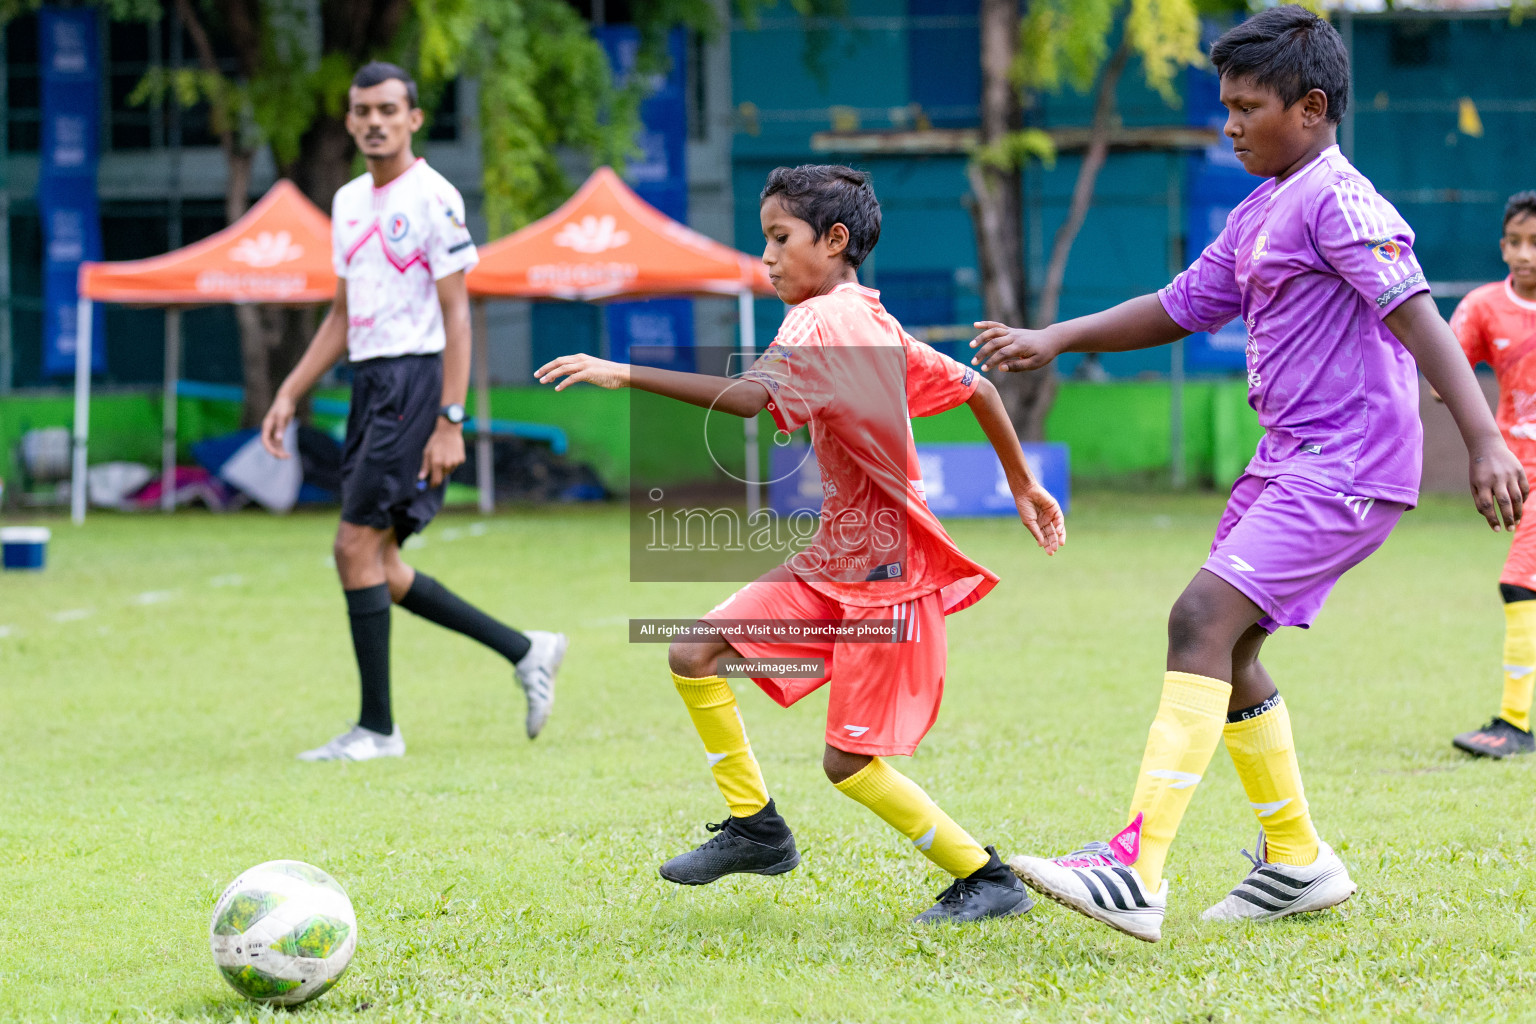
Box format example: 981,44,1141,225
1,527,51,570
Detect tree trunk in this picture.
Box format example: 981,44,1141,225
970,0,1056,442
1036,40,1131,329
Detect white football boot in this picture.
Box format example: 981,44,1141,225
297,724,405,762
515,630,568,739
1008,813,1168,942
1201,829,1357,922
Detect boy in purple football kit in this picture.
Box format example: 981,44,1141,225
972,6,1527,942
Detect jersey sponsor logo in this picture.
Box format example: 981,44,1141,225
554,214,631,253
1301,443,1324,455
1146,769,1201,789
386,213,410,242
1227,555,1255,573
1370,238,1401,264
1251,232,1269,260
229,230,304,268
842,724,870,738
1495,337,1512,349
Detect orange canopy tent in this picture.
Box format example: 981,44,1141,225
70,181,336,522
467,166,771,300
465,167,777,510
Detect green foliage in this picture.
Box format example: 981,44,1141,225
1020,0,1200,102
973,127,1057,172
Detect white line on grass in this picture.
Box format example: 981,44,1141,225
133,590,177,605
50,609,92,623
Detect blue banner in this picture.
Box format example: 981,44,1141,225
38,7,104,377
596,27,694,372
1181,63,1254,375
768,442,1071,519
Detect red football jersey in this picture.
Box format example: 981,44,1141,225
742,283,997,611
1451,277,1536,464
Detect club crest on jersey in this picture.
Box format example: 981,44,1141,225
386,213,410,242
444,206,466,231
1370,238,1401,264
1251,232,1268,260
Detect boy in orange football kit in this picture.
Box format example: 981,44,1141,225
1451,191,1536,758
538,164,1065,922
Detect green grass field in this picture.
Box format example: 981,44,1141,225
2,495,1533,1022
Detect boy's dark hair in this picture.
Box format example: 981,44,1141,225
1504,191,1536,230
351,61,418,108
760,165,881,268
1209,5,1349,124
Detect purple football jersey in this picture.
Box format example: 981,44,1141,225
1160,145,1428,505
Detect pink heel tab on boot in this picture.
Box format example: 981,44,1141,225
1109,813,1143,866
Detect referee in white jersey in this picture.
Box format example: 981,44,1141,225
262,62,565,761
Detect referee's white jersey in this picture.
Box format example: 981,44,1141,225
331,158,479,362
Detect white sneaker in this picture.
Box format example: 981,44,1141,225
296,724,405,762
1201,830,1357,922
1008,813,1167,942
515,630,567,739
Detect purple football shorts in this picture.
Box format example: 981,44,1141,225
1201,472,1407,632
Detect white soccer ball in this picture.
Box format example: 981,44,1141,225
209,860,357,1006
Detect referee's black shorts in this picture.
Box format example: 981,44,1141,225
340,353,446,543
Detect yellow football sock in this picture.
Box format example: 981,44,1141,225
834,756,989,878
1224,696,1320,867
1126,671,1230,888
672,672,769,817
1500,600,1536,732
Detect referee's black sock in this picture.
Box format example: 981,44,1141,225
399,572,532,663
346,584,394,735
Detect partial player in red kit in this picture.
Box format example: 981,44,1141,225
1450,190,1536,757
537,164,1064,923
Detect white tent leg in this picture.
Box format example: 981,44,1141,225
738,290,759,516
473,298,494,515
162,308,181,513
70,296,93,525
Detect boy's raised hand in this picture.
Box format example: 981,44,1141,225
1015,481,1066,556
536,353,631,391
970,322,1063,373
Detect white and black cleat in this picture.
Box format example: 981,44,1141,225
515,630,567,739
1200,829,1356,923
1008,813,1166,942
296,724,405,762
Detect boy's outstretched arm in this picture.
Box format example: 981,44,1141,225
967,377,1065,554
1386,292,1527,531
535,353,770,418
969,294,1188,373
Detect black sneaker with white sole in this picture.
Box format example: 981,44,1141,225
913,845,1034,924
1452,717,1535,758
658,799,800,885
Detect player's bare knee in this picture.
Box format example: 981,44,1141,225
1167,589,1222,658
668,641,712,678
822,745,871,784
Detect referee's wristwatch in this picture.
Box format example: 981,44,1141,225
439,403,466,425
